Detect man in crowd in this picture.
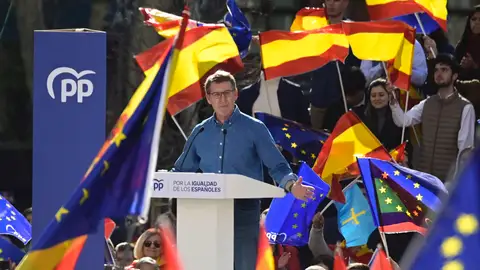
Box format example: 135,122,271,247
388,54,476,181
173,70,314,270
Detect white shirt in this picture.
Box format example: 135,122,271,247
389,96,476,152
360,39,428,87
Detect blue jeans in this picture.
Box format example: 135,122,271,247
234,223,259,270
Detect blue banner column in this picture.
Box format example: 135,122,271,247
33,29,106,269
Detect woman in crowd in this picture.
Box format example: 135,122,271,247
363,78,405,152
133,228,164,267
455,5,480,80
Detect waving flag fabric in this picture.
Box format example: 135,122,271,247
334,184,376,247
312,111,391,203
256,224,275,270
357,158,447,235
136,25,243,115
343,21,416,90
389,142,407,163
16,14,180,269
140,7,201,38
265,163,329,246
290,7,328,32
254,112,329,166
224,0,252,58
394,12,440,34
259,24,349,80
0,195,31,244
365,0,447,31
0,237,25,264
403,148,480,270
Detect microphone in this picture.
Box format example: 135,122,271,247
221,129,227,173
177,126,205,171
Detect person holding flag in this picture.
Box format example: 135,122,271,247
173,70,314,270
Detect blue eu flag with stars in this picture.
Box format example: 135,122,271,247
224,0,252,58
265,162,330,246
402,147,480,270
0,237,25,263
393,12,440,35
0,195,31,245
255,112,329,166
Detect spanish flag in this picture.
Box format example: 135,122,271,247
290,7,328,32
343,21,415,91
136,24,243,115
140,7,201,38
312,111,391,203
15,9,186,270
259,24,349,80
256,224,275,270
389,142,407,163
365,0,447,31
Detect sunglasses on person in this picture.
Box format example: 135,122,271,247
144,241,161,248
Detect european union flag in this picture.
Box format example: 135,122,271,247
0,195,31,245
334,184,376,247
393,12,440,35
224,0,252,58
403,147,480,270
255,112,329,166
265,162,330,246
357,158,447,235
0,237,25,264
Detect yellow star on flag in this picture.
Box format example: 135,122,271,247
394,170,400,176
456,214,478,236
441,237,463,258
385,197,392,204
291,142,297,148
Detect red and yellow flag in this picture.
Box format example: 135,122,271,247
136,25,243,115
256,224,275,270
333,244,347,270
365,0,447,31
259,24,349,80
343,21,415,91
313,111,392,203
140,7,201,38
160,226,183,270
290,7,328,32
370,247,393,270
389,142,407,163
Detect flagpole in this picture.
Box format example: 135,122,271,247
414,13,436,58
320,177,360,214
336,62,348,113
171,115,188,141
381,62,409,145
400,91,410,144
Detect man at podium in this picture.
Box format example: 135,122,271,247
173,70,314,270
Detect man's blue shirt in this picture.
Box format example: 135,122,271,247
173,106,297,225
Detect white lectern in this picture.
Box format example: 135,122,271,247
151,171,285,270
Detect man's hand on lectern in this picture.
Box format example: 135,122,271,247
291,177,314,201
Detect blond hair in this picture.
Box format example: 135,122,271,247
204,70,237,94
133,228,161,259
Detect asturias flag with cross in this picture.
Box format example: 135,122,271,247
334,183,376,247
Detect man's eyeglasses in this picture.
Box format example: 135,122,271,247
144,241,161,248
208,90,235,99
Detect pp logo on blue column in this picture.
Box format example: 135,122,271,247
153,179,164,191
46,67,95,103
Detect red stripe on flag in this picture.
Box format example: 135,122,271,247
263,45,349,80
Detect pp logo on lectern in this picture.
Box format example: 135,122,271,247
46,67,95,103
153,179,164,191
